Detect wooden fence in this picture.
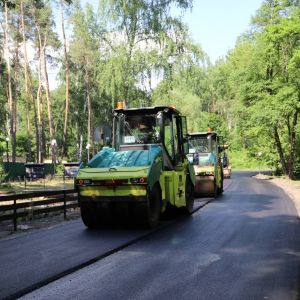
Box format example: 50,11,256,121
0,189,78,231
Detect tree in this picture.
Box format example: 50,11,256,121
249,1,300,178
68,3,100,156
60,0,71,157
3,1,14,160
99,0,193,106
29,0,60,162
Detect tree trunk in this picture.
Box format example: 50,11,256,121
36,81,43,163
40,95,46,163
287,111,298,179
42,39,56,165
20,0,33,161
11,26,20,163
124,15,137,105
36,24,44,163
274,125,288,175
4,2,13,161
61,0,70,157
85,64,93,156
86,70,91,143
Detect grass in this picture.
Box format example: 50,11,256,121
229,150,271,171
0,177,74,194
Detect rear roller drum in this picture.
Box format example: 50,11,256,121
112,202,130,225
80,202,100,229
194,176,216,198
81,201,112,228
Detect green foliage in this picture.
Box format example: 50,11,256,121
156,0,299,178
0,0,299,180
0,0,15,8
229,149,271,170
0,162,6,183
55,163,64,176
97,0,193,105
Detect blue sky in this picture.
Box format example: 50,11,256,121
183,0,264,62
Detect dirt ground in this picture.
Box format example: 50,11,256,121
255,173,300,218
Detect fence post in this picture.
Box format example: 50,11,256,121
13,198,17,231
63,190,66,220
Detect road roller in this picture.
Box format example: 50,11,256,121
75,104,195,228
187,130,224,197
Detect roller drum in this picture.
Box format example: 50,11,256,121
194,175,216,198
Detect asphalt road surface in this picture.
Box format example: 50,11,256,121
1,171,300,300
0,195,209,299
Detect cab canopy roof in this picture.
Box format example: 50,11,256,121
189,132,218,137
114,106,181,117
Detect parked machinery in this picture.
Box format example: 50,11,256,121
75,105,195,228
187,130,224,197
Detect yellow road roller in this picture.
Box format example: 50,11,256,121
187,131,224,197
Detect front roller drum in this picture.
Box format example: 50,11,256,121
194,176,217,198
184,177,194,214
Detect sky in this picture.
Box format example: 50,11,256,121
182,0,264,62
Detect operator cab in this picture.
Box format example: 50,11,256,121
113,106,189,170
187,132,219,166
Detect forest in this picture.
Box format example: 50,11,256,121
0,0,299,179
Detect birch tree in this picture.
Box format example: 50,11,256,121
30,1,59,162
99,0,193,106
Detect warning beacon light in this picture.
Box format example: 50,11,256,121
117,101,124,109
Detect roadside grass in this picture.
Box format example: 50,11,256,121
229,150,271,171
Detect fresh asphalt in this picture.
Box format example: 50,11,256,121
1,171,300,300
0,195,209,299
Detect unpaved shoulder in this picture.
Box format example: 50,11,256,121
255,174,300,218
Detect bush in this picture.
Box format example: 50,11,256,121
293,161,300,179
55,163,64,176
